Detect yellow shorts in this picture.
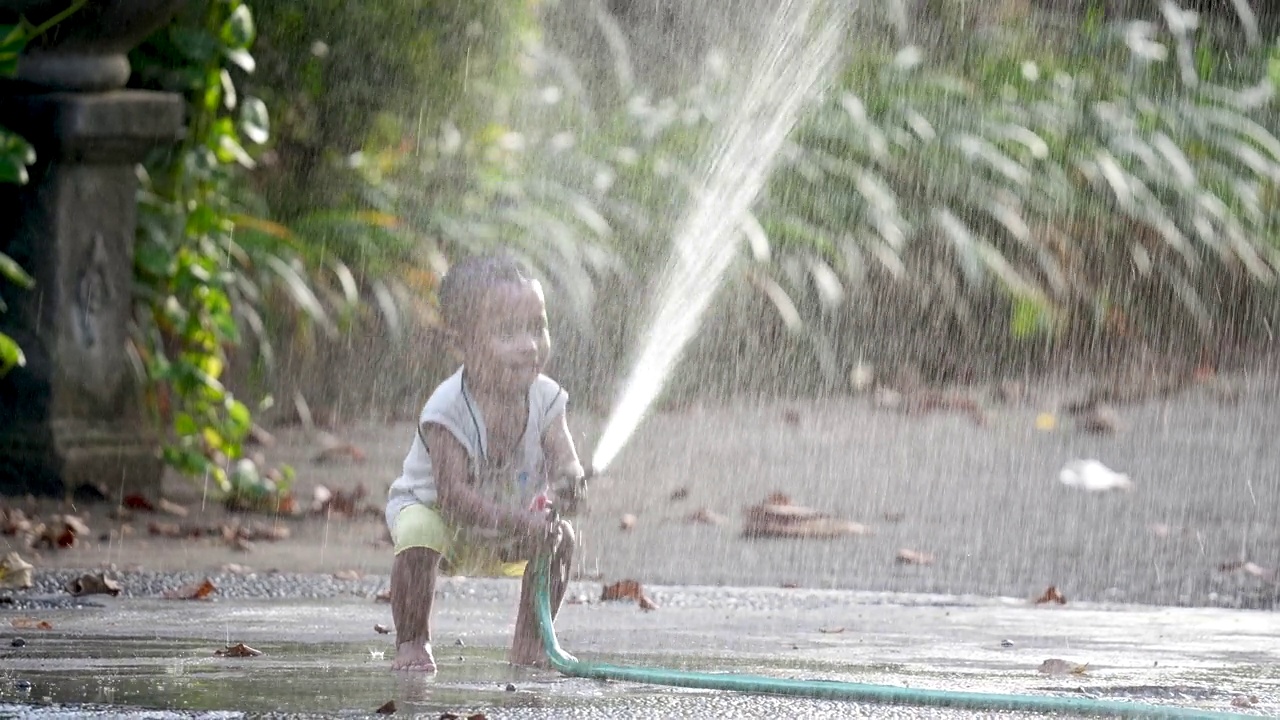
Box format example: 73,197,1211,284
391,503,528,577
391,503,455,556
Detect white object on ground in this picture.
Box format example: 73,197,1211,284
1058,459,1133,492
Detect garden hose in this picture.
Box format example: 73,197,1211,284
531,553,1255,719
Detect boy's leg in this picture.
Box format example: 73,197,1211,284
391,547,441,670
510,519,576,666
388,504,453,671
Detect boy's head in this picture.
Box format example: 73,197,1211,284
438,253,550,393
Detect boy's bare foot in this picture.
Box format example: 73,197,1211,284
507,644,576,668
393,642,437,672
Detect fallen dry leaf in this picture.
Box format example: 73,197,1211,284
163,578,217,600
601,579,642,602
158,499,189,518
313,442,367,464
375,700,396,714
1034,585,1068,605
1231,694,1259,709
275,489,299,516
148,521,184,538
619,513,637,531
312,484,370,517
1078,405,1120,435
10,617,52,630
102,524,136,543
50,525,75,549
1038,658,1088,676
215,642,263,657
891,389,989,426
1219,560,1276,583
246,424,276,447
64,515,91,536
685,508,726,525
232,522,291,542
1,507,32,535
601,579,659,611
122,494,156,511
216,522,291,552
895,549,934,566
818,626,845,634
65,572,122,597
742,498,870,539
669,487,689,502
38,514,90,550
374,624,391,634
0,551,34,589
333,569,362,581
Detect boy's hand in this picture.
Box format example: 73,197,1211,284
552,474,587,517
515,511,555,546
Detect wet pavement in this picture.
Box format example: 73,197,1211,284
3,372,1279,716
1,580,1277,718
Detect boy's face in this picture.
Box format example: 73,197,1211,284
462,280,551,394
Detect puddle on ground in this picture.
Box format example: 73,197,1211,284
0,637,631,716
0,635,1274,718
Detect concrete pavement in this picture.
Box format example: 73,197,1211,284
2,579,1277,717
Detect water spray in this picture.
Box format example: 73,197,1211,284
588,0,844,475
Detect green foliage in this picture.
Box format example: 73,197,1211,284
0,127,33,186
0,187,33,373
245,0,538,222
0,1,92,375
129,0,300,509
170,0,555,408
758,7,1280,370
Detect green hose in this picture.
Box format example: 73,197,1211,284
532,554,1255,719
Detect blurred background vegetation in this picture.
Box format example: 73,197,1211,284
6,0,1280,490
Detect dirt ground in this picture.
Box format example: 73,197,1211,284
4,371,1279,608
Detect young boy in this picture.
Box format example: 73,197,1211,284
385,253,587,671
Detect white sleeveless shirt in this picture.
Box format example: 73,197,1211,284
385,367,569,531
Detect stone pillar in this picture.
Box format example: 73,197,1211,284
0,0,185,498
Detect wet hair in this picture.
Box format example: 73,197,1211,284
436,252,535,331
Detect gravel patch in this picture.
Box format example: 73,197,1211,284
2,568,1274,613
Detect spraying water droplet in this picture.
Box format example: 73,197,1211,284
591,0,846,474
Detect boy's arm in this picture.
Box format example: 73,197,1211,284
425,423,545,536
542,413,587,514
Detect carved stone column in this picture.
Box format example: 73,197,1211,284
0,0,185,498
